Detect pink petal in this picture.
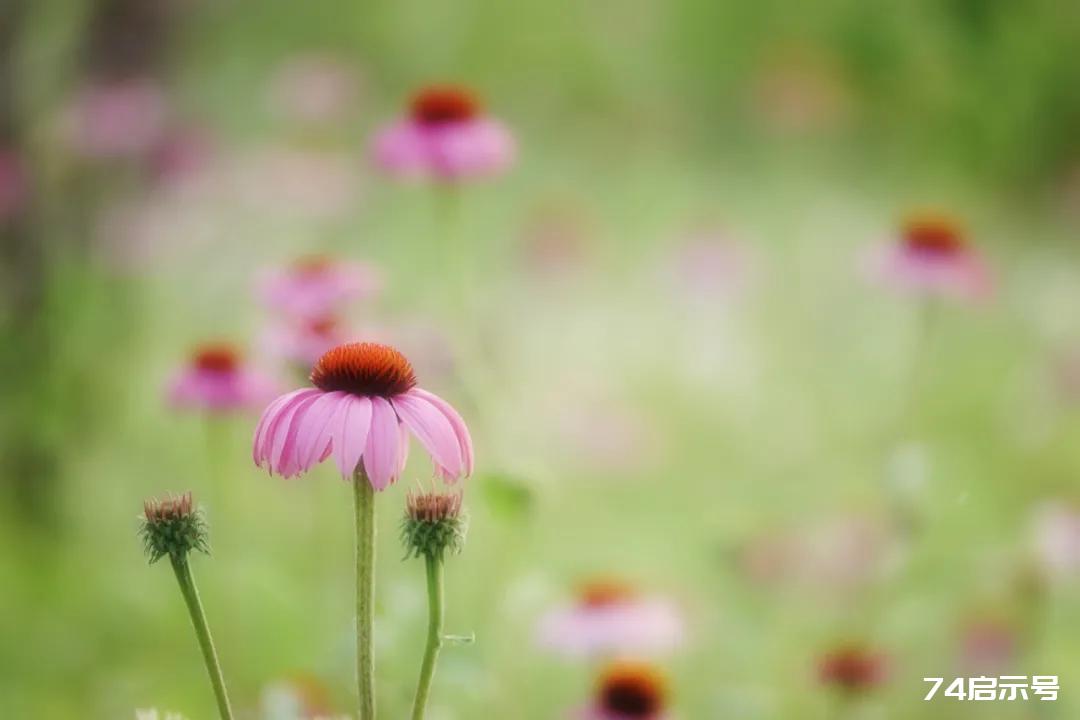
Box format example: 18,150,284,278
362,397,401,490
408,388,473,477
332,395,373,478
274,393,324,476
392,392,463,479
269,392,322,476
253,389,318,465
293,391,347,470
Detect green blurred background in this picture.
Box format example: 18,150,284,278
2,0,1079,718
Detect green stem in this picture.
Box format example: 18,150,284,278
354,468,376,720
411,554,445,720
169,555,234,720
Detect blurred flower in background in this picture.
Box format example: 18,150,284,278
167,343,277,414
259,675,338,720
258,256,381,323
268,54,361,127
537,579,684,658
63,78,167,160
1030,500,1080,583
817,644,889,695
373,84,515,181
861,212,993,302
583,662,669,720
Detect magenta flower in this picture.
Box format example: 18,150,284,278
373,85,515,181
538,580,684,658
168,344,277,414
65,79,167,159
862,213,992,301
252,342,473,490
258,256,381,323
0,148,27,222
582,662,668,720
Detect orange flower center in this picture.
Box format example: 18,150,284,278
599,663,665,718
293,254,335,276
819,646,885,692
902,214,965,255
580,579,637,608
310,342,416,398
194,345,240,373
411,85,480,126
307,316,340,338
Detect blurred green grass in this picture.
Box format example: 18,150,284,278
3,0,1080,718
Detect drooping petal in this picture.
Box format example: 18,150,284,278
253,388,319,467
268,392,322,477
392,392,463,479
293,391,347,470
332,395,373,478
408,388,473,477
273,392,324,476
362,396,401,490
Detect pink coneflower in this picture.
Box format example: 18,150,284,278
168,344,277,414
65,78,167,159
583,662,668,720
538,579,684,658
252,341,473,489
0,148,27,222
259,256,381,323
263,316,351,372
959,618,1016,673
818,645,889,694
373,85,515,181
863,213,992,301
148,125,214,188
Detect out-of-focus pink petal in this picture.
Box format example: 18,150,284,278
362,397,401,490
408,388,473,477
392,392,463,479
332,395,373,478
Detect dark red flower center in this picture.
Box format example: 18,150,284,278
411,86,480,126
194,345,240,373
902,215,965,255
599,663,665,718
580,579,637,608
307,316,340,338
310,342,416,398
819,646,886,692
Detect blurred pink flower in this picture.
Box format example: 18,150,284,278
862,213,992,302
581,662,669,720
537,580,683,658
959,618,1016,674
373,85,515,181
0,148,27,221
259,256,381,322
168,344,277,414
1031,501,1080,581
262,316,352,372
65,79,167,159
818,645,889,694
270,54,359,126
253,342,473,489
148,125,214,188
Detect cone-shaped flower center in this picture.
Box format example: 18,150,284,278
599,663,665,718
310,342,417,398
293,254,335,276
902,214,965,255
194,344,240,373
819,646,886,692
411,86,480,126
580,579,637,608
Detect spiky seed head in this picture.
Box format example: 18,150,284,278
401,488,468,561
139,492,210,564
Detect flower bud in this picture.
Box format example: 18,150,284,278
401,489,467,560
139,492,210,564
